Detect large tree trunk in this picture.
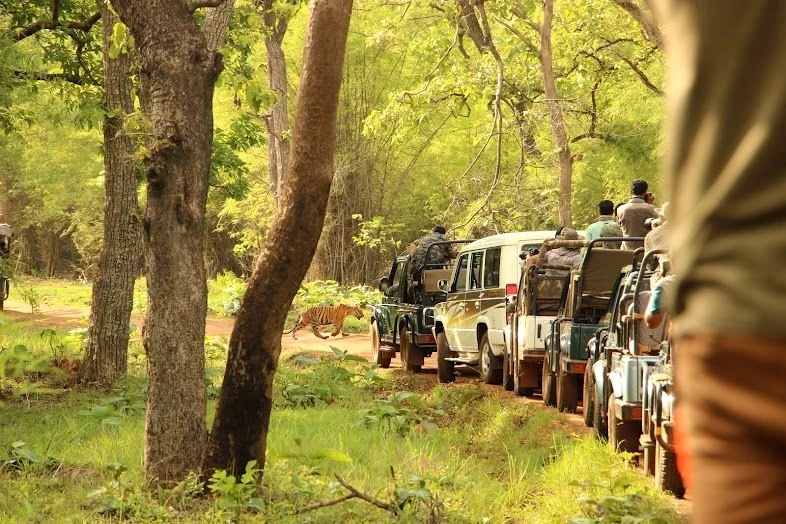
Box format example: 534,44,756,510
262,0,290,195
79,0,142,386
109,0,223,485
203,0,353,477
539,0,573,227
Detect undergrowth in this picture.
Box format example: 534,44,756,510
0,316,686,523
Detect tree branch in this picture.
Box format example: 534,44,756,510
294,474,398,515
618,54,663,95
495,17,538,54
188,0,228,13
14,10,101,41
609,0,663,49
11,69,89,86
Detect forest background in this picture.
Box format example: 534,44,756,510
1,0,663,285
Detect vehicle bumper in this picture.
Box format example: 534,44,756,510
614,400,643,422
560,357,586,375
521,349,545,362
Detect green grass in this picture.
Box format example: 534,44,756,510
0,290,681,522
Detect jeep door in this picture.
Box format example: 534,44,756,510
378,259,406,344
443,253,470,350
461,250,485,350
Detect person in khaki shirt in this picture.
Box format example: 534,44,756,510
653,1,786,522
616,179,658,250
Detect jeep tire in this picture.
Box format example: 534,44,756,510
479,333,502,385
655,439,685,498
436,331,455,383
399,327,421,373
542,351,557,407
371,321,390,368
593,378,608,439
502,348,514,391
556,364,579,413
582,361,594,427
608,395,640,454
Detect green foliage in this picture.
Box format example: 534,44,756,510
78,392,145,428
569,477,671,524
277,347,386,409
207,271,247,317
17,285,43,314
295,280,381,309
359,391,444,436
2,440,52,471
208,460,265,516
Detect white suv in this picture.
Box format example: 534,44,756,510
432,231,554,383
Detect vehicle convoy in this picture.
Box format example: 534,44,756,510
579,247,684,497
432,231,554,384
540,237,642,413
0,223,11,310
369,240,470,372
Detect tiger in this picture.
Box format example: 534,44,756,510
282,304,364,340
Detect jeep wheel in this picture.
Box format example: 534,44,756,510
556,365,578,413
371,321,390,368
655,439,685,498
593,378,608,439
436,332,455,383
642,438,656,476
502,348,514,391
479,334,502,385
514,361,536,397
542,351,556,407
608,395,640,454
399,328,421,373
583,361,594,427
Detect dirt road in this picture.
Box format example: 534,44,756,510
0,297,583,417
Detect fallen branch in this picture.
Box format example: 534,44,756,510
294,474,398,515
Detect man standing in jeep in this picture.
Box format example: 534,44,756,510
617,179,657,250
410,226,455,273
584,200,623,251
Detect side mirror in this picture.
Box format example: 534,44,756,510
437,279,449,293
378,276,389,293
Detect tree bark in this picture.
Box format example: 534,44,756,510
202,0,234,51
610,0,663,50
539,0,573,227
203,0,353,477
262,0,290,196
108,0,223,485
78,0,142,386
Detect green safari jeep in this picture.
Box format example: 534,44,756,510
369,241,469,372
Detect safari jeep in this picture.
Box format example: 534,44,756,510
590,248,665,457
369,241,470,372
541,237,641,414
432,231,554,384
504,244,568,396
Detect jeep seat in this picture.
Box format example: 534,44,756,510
423,268,453,293
570,248,635,322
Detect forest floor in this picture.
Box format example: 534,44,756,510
0,300,692,520
1,297,591,429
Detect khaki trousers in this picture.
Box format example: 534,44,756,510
676,334,786,523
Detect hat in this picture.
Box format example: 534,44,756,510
556,227,579,241
655,201,671,220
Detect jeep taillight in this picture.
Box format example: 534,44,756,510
505,283,518,295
